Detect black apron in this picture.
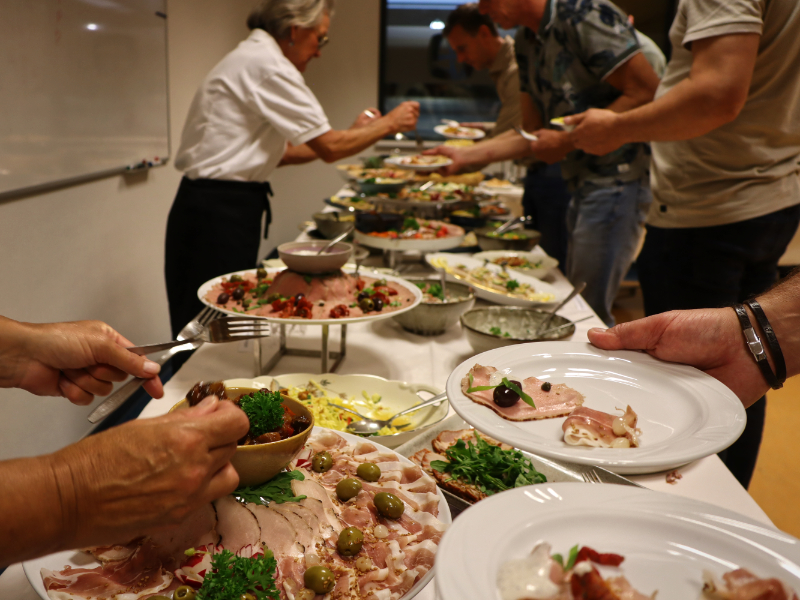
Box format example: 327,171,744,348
165,176,272,339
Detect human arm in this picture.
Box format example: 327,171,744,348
588,271,800,408
279,107,388,165
0,395,250,567
0,317,163,405
568,33,760,155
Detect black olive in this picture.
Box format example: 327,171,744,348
216,292,230,304
232,287,245,300
541,381,552,392
373,298,384,311
493,380,521,408
295,293,305,301
357,291,370,302
256,267,267,279
292,415,311,434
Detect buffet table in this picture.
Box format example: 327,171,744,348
0,257,772,600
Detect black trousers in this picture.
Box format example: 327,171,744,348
638,203,800,488
522,163,571,272
164,177,272,340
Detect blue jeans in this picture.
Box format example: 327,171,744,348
638,203,800,489
566,177,652,326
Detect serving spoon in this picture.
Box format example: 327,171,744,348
346,392,448,435
317,224,355,254
534,281,586,337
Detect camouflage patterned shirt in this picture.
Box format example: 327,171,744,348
516,0,651,192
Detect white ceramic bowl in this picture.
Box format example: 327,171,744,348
277,241,352,274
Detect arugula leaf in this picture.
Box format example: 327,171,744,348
197,548,280,600
552,553,564,568
430,434,546,495
565,544,580,570
234,470,307,506
239,390,284,437
489,326,502,336
502,377,536,409
466,371,497,393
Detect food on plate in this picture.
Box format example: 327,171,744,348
279,379,413,435
42,430,447,600
414,281,471,304
483,178,514,188
562,406,641,448
363,217,464,241
394,154,451,166
486,229,532,240
399,182,473,203
328,195,376,211
703,568,799,600
206,269,416,319
186,382,311,445
461,364,585,421
497,542,654,600
411,429,545,503
429,257,556,302
490,255,546,270
441,125,483,138
413,171,484,186
338,166,413,180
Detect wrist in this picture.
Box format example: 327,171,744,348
0,317,35,388
757,292,800,379
47,447,82,549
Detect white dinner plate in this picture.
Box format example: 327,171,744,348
384,155,453,171
436,482,799,600
475,182,524,197
426,252,563,305
197,267,422,326
433,124,486,140
472,249,559,280
445,342,746,474
23,428,452,600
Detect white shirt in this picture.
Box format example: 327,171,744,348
175,29,331,182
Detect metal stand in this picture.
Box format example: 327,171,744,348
254,323,348,375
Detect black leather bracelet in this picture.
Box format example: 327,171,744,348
745,298,787,384
733,304,783,390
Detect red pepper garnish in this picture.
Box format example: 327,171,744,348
575,547,624,567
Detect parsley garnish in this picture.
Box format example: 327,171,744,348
239,390,284,437
430,435,546,495
304,275,313,284
390,300,402,307
489,326,502,336
234,470,307,506
196,548,279,600
425,283,445,301
402,217,420,231
505,279,520,291
552,545,580,570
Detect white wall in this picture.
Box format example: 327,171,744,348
0,0,380,460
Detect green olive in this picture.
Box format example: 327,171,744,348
174,586,197,600
356,462,381,482
336,478,363,501
374,492,404,519
312,451,333,473
304,565,336,594
337,526,364,556
148,597,171,600
239,594,256,600
256,267,267,280
359,297,375,312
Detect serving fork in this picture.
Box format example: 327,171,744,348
126,316,271,355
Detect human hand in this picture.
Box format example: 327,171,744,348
387,101,420,133
0,318,163,405
528,128,574,164
352,107,381,129
422,145,471,175
588,308,767,407
566,109,627,156
50,395,249,549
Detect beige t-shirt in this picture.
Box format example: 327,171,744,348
488,36,522,138
649,0,800,228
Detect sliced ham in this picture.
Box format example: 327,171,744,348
147,503,219,568
562,406,640,448
214,495,260,555
432,428,512,453
462,364,584,421
703,568,799,600
246,504,303,558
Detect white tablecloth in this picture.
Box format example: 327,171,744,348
2,259,771,599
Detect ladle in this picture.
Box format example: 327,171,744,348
316,224,354,254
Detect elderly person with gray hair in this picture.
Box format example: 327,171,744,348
165,0,420,340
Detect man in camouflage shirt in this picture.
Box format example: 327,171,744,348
432,0,660,325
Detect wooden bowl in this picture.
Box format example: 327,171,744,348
170,381,314,488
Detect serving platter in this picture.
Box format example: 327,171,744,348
445,342,746,474
472,249,560,280
433,123,486,140
197,267,422,326
384,154,453,171
354,229,465,252
426,252,563,305
23,428,452,600
436,482,799,600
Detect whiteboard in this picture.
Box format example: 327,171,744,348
0,0,169,199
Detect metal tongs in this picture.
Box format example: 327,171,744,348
492,215,532,236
